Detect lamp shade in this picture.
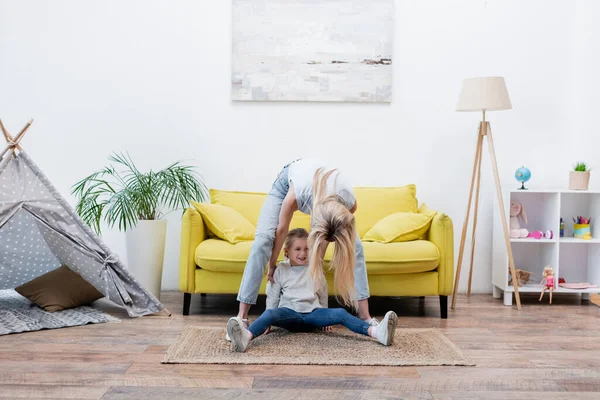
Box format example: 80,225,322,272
456,77,512,112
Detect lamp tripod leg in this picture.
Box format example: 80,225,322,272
467,130,483,296
451,124,484,310
486,122,522,310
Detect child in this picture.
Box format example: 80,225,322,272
227,228,398,352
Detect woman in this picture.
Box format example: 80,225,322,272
232,158,377,336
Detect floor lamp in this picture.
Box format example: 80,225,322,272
451,77,522,311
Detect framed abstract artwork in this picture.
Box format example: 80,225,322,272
232,0,393,103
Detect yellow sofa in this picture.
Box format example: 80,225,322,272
179,185,454,318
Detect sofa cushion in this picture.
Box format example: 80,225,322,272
195,239,254,273
325,241,439,274
362,210,436,244
209,189,265,227
209,188,310,231
191,201,255,243
353,185,418,238
195,239,439,275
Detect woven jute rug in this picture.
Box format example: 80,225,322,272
162,326,474,366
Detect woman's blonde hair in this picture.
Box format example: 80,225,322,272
307,168,357,308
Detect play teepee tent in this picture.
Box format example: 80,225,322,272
0,120,165,317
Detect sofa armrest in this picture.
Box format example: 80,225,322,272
427,212,454,295
179,207,206,293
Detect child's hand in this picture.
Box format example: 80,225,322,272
322,326,333,332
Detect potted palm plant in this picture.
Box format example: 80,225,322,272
569,161,592,190
71,152,208,299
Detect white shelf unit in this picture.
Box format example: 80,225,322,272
492,189,600,306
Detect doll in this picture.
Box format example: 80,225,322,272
510,201,529,238
539,266,555,304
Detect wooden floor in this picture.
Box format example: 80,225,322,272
1,292,600,399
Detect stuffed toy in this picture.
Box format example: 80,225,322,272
510,201,528,238
508,268,534,287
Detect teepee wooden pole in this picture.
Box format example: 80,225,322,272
0,120,16,156
161,307,172,316
0,119,34,159
0,119,9,143
0,119,32,151
12,119,33,150
0,144,15,160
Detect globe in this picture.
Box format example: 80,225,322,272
515,166,531,190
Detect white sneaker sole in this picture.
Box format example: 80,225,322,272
225,319,248,341
383,311,398,346
227,318,248,352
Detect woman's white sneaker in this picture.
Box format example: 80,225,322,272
227,317,252,352
226,318,249,341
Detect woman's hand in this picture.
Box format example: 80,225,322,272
267,264,277,283
268,191,297,270
265,326,271,334
322,326,333,332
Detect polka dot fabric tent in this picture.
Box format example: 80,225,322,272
0,121,164,317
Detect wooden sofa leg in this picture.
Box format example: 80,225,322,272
183,293,192,316
440,295,448,319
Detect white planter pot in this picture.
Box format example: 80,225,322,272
569,171,591,190
126,219,167,299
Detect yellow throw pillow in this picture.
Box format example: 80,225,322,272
417,203,437,239
209,189,266,227
191,201,255,243
418,203,436,215
353,185,419,238
363,210,436,244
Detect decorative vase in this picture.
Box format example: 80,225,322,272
125,220,167,299
569,171,590,190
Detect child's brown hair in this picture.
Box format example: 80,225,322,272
284,228,309,256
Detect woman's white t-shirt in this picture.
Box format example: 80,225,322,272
287,158,356,215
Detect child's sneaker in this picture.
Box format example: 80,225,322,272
225,318,249,341
227,317,252,352
375,311,398,346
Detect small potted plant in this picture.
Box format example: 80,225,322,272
569,161,591,190
71,152,208,299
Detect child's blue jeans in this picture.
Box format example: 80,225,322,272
247,307,371,338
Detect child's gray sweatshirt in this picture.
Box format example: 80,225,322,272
266,260,328,312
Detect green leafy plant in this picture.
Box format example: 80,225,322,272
573,162,591,172
72,152,208,234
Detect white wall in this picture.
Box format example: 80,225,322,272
0,0,595,294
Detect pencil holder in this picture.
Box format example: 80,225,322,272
574,223,591,238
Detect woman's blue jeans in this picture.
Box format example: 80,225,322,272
248,307,371,338
236,161,370,305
